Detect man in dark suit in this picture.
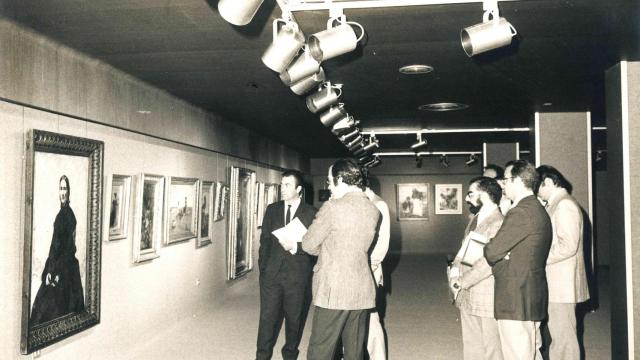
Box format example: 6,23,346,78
484,160,552,360
256,170,318,360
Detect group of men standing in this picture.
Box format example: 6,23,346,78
450,160,590,360
256,159,390,360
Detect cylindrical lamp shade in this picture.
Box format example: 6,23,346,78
261,25,305,73
306,86,341,113
331,116,357,135
218,0,264,26
280,50,321,85
460,17,516,57
290,68,325,95
319,103,347,127
308,24,358,62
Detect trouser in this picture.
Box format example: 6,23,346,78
460,309,503,360
497,319,542,360
256,273,311,360
547,302,580,360
307,306,369,360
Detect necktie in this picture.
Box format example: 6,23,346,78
286,205,291,225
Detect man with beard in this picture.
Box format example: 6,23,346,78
449,177,504,360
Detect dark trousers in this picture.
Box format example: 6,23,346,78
307,306,369,360
256,271,311,360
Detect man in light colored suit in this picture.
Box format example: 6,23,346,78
450,176,504,360
536,165,590,360
302,159,380,360
364,186,390,360
484,160,552,360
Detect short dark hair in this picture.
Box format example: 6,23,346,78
331,159,365,189
537,165,573,193
483,164,504,179
60,174,70,202
509,160,540,191
282,169,304,189
469,176,502,205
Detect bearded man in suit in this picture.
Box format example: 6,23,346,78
536,165,590,360
256,170,317,360
484,160,552,360
303,159,380,360
450,176,504,360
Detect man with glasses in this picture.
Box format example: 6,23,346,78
537,165,589,359
449,176,504,360
256,170,318,360
484,160,552,360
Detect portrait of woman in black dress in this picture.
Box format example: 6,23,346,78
30,175,85,327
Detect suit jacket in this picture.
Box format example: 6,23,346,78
455,207,504,318
258,200,317,283
545,189,590,303
484,195,552,321
302,191,380,310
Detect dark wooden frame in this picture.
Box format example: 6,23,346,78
21,129,103,354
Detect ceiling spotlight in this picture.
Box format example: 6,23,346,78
218,0,264,26
364,156,381,168
439,154,450,168
306,82,342,113
280,47,321,86
346,135,364,150
308,13,365,63
595,150,607,162
415,154,423,168
320,103,347,128
465,153,479,166
262,18,304,73
289,67,326,95
410,133,427,150
331,116,359,135
460,1,517,57
339,128,360,143
361,136,379,153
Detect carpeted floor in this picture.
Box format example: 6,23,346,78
133,254,611,359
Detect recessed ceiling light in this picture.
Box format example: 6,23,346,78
137,110,151,114
399,64,434,75
418,102,469,111
542,102,553,106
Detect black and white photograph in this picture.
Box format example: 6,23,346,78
166,177,199,244
132,174,165,263
435,184,463,215
108,174,131,240
396,183,430,221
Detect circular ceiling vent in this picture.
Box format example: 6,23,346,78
418,102,469,111
399,64,434,75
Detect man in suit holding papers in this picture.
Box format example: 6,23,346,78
449,176,504,360
256,170,317,360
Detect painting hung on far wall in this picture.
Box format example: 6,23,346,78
166,177,199,244
227,167,257,280
396,183,430,221
132,174,165,263
21,130,103,354
256,182,266,228
213,182,229,222
265,183,280,206
435,184,463,215
108,174,131,240
198,181,214,247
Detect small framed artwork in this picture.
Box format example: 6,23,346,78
214,183,229,222
108,175,131,241
213,182,224,222
165,177,199,244
21,130,103,354
132,174,165,263
265,183,280,206
198,181,214,247
396,183,430,221
435,184,463,215
227,167,257,280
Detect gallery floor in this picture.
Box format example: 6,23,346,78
130,254,611,360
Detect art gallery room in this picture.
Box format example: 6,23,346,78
1,0,640,359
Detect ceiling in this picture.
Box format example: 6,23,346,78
2,0,638,157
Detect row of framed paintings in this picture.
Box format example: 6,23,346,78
396,183,463,220
108,174,229,262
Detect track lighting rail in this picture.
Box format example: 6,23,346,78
283,0,520,12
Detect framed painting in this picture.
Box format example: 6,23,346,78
396,183,430,221
435,184,463,215
214,183,229,222
165,177,199,244
21,129,103,354
132,174,165,263
227,167,257,280
108,174,131,241
265,183,280,206
256,182,265,228
198,181,214,247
